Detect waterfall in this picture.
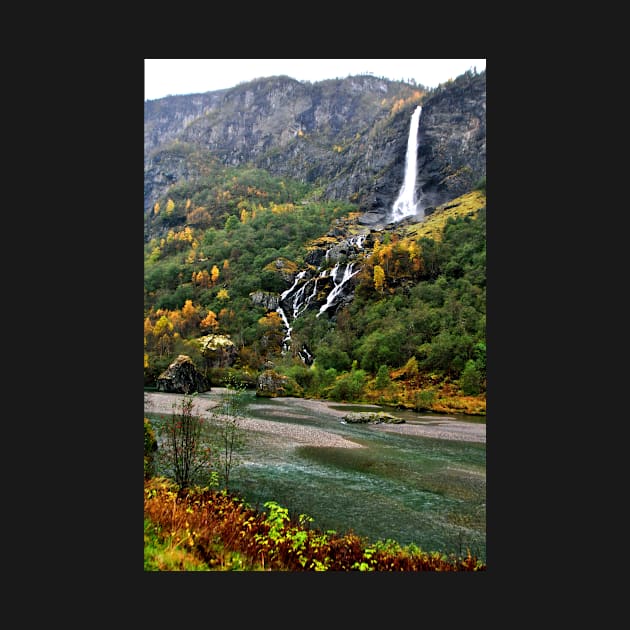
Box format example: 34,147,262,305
390,105,422,222
281,270,307,301
276,234,367,357
317,262,360,317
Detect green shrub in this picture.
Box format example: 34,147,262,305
459,360,482,395
414,389,435,411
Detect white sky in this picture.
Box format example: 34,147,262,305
144,59,486,101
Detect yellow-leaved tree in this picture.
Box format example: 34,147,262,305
211,265,220,285
373,264,385,294
153,315,174,357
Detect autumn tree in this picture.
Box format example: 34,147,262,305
373,264,385,293
153,315,174,357
217,288,230,301
200,310,219,331
211,265,220,285
378,243,393,275
193,269,211,288
144,317,154,339
180,299,201,338
408,241,423,276
156,308,182,337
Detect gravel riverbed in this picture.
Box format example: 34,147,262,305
144,391,485,447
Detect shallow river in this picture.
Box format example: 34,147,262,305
148,391,486,562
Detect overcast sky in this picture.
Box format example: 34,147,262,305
144,59,486,101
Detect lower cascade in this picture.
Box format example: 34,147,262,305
275,232,368,359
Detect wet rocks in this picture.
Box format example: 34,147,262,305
342,411,404,424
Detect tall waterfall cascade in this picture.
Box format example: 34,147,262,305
273,107,424,360
390,105,422,222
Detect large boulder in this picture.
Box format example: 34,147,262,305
256,369,302,398
156,354,210,393
196,334,237,367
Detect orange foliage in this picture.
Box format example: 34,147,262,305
200,310,218,331
144,479,486,571
259,311,283,327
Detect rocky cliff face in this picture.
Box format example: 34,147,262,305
354,72,486,225
144,70,485,227
144,91,227,155
413,72,486,212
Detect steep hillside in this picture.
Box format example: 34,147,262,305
144,69,486,413
144,75,419,215
144,70,485,225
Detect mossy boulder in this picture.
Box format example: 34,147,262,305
196,334,237,367
256,369,303,398
342,411,404,424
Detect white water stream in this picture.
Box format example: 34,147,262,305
390,105,422,221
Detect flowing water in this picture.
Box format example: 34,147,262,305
391,105,423,222
191,391,486,562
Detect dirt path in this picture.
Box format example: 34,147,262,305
144,391,485,446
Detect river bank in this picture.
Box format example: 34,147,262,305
144,391,485,445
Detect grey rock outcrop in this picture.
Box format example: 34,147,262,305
250,290,280,310
156,354,210,393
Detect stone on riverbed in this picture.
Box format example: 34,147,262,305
342,411,404,424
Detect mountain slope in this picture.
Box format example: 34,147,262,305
144,70,485,224
143,69,486,413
